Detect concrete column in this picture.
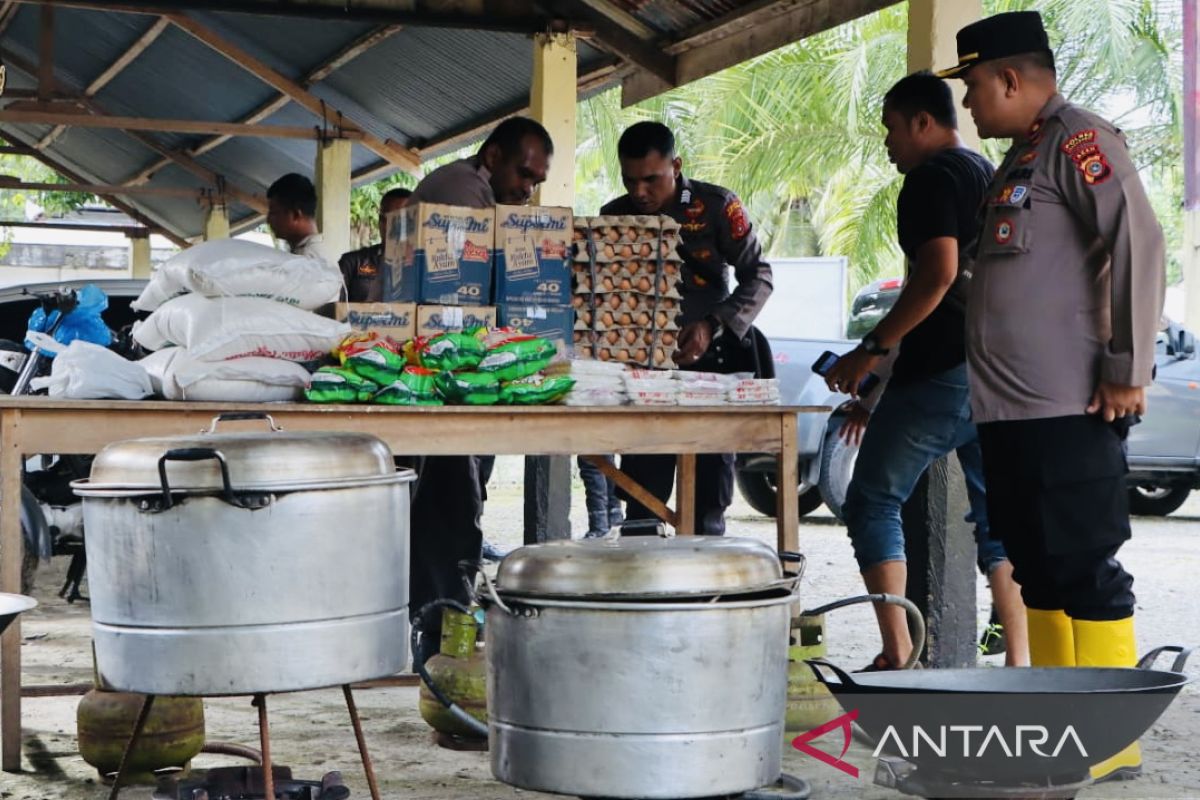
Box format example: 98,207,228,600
128,232,152,278
530,32,577,207
316,137,352,262
522,31,579,543
203,203,230,240
908,0,982,149
904,0,983,668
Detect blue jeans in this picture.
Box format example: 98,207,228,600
843,363,1008,573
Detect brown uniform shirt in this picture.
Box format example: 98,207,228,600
966,94,1165,423
408,157,494,209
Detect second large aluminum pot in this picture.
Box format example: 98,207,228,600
483,532,801,800
72,414,415,696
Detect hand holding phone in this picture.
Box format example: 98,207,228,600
812,350,880,397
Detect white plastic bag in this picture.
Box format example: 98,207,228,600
30,341,153,399
132,294,350,362
141,347,309,402
132,239,342,312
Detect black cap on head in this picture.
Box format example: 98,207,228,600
936,11,1053,79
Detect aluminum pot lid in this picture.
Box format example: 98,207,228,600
77,416,406,493
494,534,783,598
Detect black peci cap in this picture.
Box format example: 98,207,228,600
936,11,1053,79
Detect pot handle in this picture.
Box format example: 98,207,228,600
157,448,254,510
476,567,514,616
201,412,282,434
779,551,806,583
1136,645,1193,673
805,657,859,689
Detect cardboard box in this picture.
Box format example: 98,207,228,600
416,304,498,336
493,205,572,306
383,203,494,305
497,302,574,358
333,302,417,342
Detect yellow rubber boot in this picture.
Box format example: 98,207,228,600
1074,616,1141,782
1026,608,1075,667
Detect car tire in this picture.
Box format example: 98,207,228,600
819,419,860,522
1127,484,1191,517
734,467,824,519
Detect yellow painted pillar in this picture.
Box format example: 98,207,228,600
203,203,230,240
128,232,152,278
316,137,352,260
530,32,576,207
908,0,982,148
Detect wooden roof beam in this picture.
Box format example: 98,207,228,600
165,13,420,171
0,46,268,214
127,23,403,184
37,17,171,149
0,219,151,234
622,0,900,106
0,2,20,38
0,127,190,246
1,106,364,140
0,178,219,198
547,0,675,86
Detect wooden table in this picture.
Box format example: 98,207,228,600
0,397,825,771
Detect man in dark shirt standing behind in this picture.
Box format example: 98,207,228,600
825,73,1027,670
338,187,412,302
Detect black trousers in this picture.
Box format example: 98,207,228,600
618,327,771,537
977,415,1135,620
398,455,483,625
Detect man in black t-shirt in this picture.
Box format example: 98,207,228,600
824,73,1027,670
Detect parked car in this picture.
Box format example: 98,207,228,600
738,277,1200,519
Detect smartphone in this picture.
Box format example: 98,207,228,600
811,350,880,396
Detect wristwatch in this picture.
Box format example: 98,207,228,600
861,332,890,356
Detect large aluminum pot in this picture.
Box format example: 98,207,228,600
484,532,801,800
72,413,414,696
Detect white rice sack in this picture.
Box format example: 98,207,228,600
131,239,342,312
30,341,153,400
132,294,350,362
140,346,309,401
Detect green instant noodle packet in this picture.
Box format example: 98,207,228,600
499,374,576,405
305,366,378,404
346,344,407,385
373,367,443,405
478,336,557,382
435,370,500,405
420,331,486,372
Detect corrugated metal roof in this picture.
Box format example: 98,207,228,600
0,1,888,242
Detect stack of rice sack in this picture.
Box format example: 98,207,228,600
306,328,575,406
132,240,348,402
572,215,682,368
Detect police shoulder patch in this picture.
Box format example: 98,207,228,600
724,198,751,240
1061,128,1098,155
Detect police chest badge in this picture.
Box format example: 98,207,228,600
1062,128,1112,186
724,199,750,240
994,218,1015,246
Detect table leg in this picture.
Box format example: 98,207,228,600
583,455,677,529
1,409,23,772
776,413,799,553
675,454,696,536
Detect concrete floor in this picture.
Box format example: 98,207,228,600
5,456,1199,799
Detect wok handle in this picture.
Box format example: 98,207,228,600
201,412,282,434
157,448,255,510
1137,645,1193,673
805,657,859,689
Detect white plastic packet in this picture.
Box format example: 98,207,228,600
30,341,153,399
132,239,342,312
132,294,350,362
140,347,310,402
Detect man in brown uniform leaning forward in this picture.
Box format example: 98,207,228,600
940,11,1165,782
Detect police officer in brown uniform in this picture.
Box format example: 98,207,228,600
940,11,1165,781
338,187,411,302
601,121,773,535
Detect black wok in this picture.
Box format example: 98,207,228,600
0,592,36,636
808,645,1191,785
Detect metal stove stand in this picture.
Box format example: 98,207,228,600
154,765,350,799
874,756,1092,799
108,685,380,800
